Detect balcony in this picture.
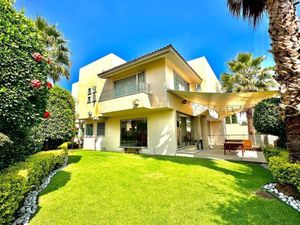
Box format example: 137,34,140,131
99,82,150,101
99,82,152,114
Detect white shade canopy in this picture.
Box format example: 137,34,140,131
168,90,280,118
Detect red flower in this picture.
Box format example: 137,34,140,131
46,82,53,89
43,111,51,119
32,52,43,62
47,58,51,64
31,79,42,88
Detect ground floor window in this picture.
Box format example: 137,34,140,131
120,118,147,147
85,124,93,136
97,123,105,136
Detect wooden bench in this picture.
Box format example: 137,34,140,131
122,147,142,154
224,139,244,156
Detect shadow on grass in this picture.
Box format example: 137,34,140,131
138,154,300,224
68,155,82,165
139,154,272,190
210,193,300,225
40,170,71,196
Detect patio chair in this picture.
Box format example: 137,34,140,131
243,140,252,151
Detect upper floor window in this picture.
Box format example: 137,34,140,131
174,72,189,91
114,72,146,97
195,83,201,92
87,86,97,103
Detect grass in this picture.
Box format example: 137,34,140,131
30,150,300,225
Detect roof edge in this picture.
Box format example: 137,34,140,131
97,45,202,80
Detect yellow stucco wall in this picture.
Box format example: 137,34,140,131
188,57,221,93
76,54,125,119
225,124,249,139
97,109,177,155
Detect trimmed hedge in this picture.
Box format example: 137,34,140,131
269,156,300,193
263,147,288,162
0,149,67,225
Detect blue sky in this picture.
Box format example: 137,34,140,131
15,0,290,90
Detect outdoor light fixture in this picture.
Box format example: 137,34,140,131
88,111,92,117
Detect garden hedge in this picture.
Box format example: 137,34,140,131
0,149,67,225
269,155,300,193
263,147,288,162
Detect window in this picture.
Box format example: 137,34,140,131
174,72,189,91
85,124,93,136
87,88,92,95
97,123,105,136
87,86,96,103
138,72,145,91
114,72,146,97
120,119,147,147
195,83,201,91
87,96,91,103
115,75,137,97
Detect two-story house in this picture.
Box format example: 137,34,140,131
72,45,278,155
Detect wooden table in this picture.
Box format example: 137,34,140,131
224,141,245,156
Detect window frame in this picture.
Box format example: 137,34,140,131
119,118,148,147
97,122,106,136
113,72,145,98
85,124,94,137
174,71,189,91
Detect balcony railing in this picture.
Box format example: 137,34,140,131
99,82,151,101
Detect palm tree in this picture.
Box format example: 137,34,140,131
35,16,71,83
221,53,276,140
227,0,300,163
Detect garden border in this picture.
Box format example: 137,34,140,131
12,155,68,225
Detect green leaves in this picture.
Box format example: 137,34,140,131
0,149,67,225
0,1,50,169
253,98,285,139
33,86,76,150
221,53,276,93
34,16,71,83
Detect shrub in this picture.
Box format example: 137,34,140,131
0,0,50,169
32,86,76,150
0,149,67,225
263,147,288,162
269,156,300,192
0,133,12,147
254,98,286,147
58,142,70,150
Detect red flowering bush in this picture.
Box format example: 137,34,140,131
32,86,76,150
46,82,53,89
0,1,50,170
32,52,43,62
43,111,51,118
31,79,42,88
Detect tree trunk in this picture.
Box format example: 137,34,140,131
245,109,255,142
266,0,300,162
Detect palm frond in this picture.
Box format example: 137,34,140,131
227,0,266,27
35,16,48,31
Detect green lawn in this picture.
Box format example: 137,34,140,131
30,150,300,225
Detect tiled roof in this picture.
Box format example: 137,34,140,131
97,44,201,79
